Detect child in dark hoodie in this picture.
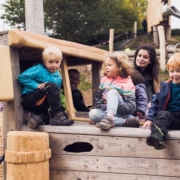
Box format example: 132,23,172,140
131,70,148,120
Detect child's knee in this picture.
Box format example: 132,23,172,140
44,82,59,91
89,109,103,122
89,109,98,119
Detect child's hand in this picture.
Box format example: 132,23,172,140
38,83,46,89
102,95,107,104
142,120,152,129
147,102,151,108
102,94,106,100
136,111,143,118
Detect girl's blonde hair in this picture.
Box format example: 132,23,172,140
166,53,180,70
103,52,133,78
42,46,62,62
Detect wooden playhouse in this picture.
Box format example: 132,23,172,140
1,29,180,180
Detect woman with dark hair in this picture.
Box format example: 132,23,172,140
134,44,160,102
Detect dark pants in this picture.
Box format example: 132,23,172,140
21,82,64,123
151,110,180,140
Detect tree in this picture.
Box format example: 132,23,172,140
1,0,147,45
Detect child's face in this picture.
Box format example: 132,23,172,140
136,49,150,71
168,67,180,84
104,57,119,78
44,59,61,73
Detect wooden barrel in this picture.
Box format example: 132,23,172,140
5,131,51,180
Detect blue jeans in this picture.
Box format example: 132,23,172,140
89,89,132,126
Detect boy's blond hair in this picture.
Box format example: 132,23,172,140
166,53,180,70
103,52,133,78
42,46,62,62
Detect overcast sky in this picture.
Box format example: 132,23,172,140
0,0,180,31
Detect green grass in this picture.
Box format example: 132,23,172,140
98,34,180,51
78,73,92,91
159,69,169,81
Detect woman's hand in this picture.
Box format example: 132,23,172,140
142,120,152,129
38,83,46,89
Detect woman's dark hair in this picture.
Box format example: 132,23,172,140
133,44,159,85
130,70,145,85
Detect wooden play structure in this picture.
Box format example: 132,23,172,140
1,29,180,180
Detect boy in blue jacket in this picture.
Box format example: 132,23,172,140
144,53,180,150
18,46,74,129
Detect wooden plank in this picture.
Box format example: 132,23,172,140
25,0,44,35
75,112,89,118
3,47,24,152
0,148,3,156
61,56,75,120
0,165,3,175
50,155,180,177
49,133,180,159
61,56,90,121
158,25,166,70
0,113,3,128
0,46,14,101
147,0,163,32
8,29,108,61
50,170,180,180
109,29,114,52
92,62,101,105
0,33,8,46
20,123,180,140
0,140,3,148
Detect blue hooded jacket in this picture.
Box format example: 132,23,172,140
18,64,62,94
146,80,171,121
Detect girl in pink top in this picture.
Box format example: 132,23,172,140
89,52,138,130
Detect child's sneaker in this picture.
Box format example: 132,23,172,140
146,133,166,150
26,112,43,129
123,116,140,127
96,115,115,130
49,111,74,126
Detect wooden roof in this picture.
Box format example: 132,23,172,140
8,29,108,62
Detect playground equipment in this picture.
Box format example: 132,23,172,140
5,131,50,180
162,4,180,19
1,29,180,180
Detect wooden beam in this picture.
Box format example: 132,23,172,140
158,25,166,70
133,21,137,38
109,29,114,52
92,62,101,105
0,46,14,101
8,29,108,62
61,56,74,120
51,170,180,180
25,0,44,35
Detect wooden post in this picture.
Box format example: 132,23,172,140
25,0,44,34
133,21,137,38
166,26,171,41
109,29,114,52
153,25,159,46
157,25,166,70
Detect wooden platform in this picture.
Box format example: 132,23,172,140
21,122,180,180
